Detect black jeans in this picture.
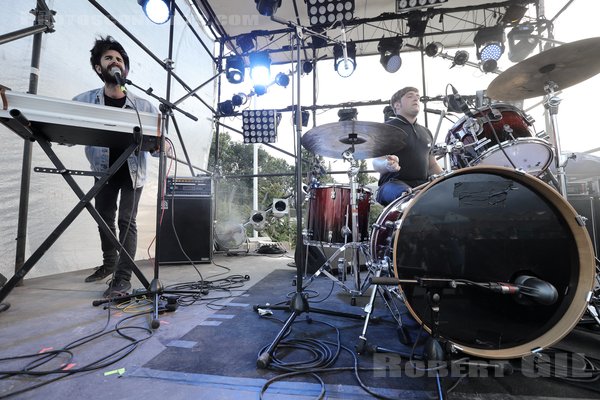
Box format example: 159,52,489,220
94,175,143,281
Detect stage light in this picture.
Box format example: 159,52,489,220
474,25,505,64
396,0,448,12
242,109,280,143
271,198,289,218
274,72,290,87
407,14,428,38
249,52,271,87
338,108,358,121
231,93,248,106
225,56,245,84
138,0,171,24
236,34,256,54
378,37,403,73
293,109,310,127
507,24,539,62
333,42,356,78
479,59,498,73
306,0,355,26
255,0,282,16
217,100,235,116
500,4,528,24
450,50,469,68
424,41,444,57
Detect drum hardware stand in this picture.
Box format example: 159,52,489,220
356,259,411,355
300,148,376,304
544,81,569,198
255,17,375,370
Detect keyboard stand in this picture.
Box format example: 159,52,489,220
0,109,152,303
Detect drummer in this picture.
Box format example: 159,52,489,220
373,87,443,206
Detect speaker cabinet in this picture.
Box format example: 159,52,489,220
568,195,600,256
158,196,213,264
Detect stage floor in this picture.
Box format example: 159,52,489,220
0,251,599,400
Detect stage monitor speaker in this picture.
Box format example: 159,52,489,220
567,195,600,256
158,195,213,264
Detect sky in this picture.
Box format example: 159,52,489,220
218,1,600,184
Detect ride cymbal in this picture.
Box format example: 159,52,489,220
487,37,600,101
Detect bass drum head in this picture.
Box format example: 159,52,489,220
393,166,595,359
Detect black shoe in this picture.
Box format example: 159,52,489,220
103,278,132,298
84,266,113,283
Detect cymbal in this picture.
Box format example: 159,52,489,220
301,120,407,159
487,37,600,101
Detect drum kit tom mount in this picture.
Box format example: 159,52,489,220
299,37,600,361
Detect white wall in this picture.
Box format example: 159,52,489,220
0,0,215,279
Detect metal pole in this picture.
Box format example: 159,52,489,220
15,1,55,281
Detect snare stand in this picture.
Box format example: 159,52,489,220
301,148,375,303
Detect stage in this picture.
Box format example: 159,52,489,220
1,251,599,399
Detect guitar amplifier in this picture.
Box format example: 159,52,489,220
158,176,213,264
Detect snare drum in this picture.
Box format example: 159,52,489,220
445,104,553,176
305,184,371,246
384,166,595,359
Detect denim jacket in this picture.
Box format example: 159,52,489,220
72,88,158,188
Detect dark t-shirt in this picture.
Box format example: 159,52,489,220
104,94,130,182
378,115,434,187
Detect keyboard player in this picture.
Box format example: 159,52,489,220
72,36,158,298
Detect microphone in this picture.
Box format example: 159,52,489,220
424,108,442,115
420,95,446,102
487,276,558,305
109,66,127,92
450,85,473,117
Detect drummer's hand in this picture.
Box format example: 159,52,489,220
386,155,400,172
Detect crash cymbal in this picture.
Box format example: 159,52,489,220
487,37,600,101
301,120,407,159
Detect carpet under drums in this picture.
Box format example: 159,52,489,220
140,268,600,399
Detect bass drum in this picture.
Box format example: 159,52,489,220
390,166,595,359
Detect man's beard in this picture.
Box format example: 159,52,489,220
100,65,121,85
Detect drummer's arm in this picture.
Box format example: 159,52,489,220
373,155,400,173
428,154,443,175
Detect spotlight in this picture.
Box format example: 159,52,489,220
450,50,469,68
249,210,267,230
274,72,290,87
225,56,245,84
500,4,528,24
138,0,171,24
249,52,271,87
271,198,289,218
293,109,310,127
306,0,355,27
507,24,539,62
407,14,428,38
378,37,403,73
424,41,444,57
338,108,358,121
255,0,282,17
242,109,279,143
217,100,235,116
474,25,505,63
479,59,498,73
236,34,256,54
333,42,356,78
231,93,248,106
396,0,448,12
302,61,314,74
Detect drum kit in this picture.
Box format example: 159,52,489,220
299,37,600,361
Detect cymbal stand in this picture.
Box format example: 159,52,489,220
544,81,568,198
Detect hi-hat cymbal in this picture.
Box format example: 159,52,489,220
301,120,407,159
487,37,600,101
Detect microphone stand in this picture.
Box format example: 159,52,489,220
255,16,368,369
92,7,208,329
